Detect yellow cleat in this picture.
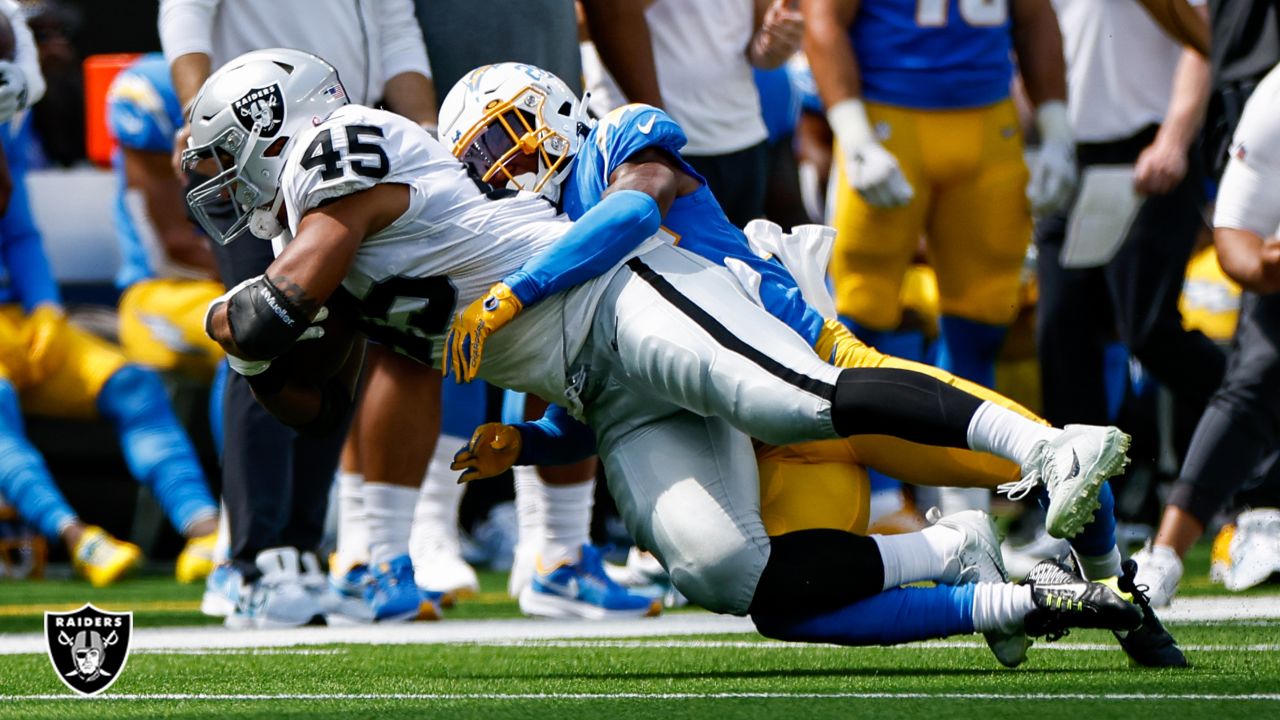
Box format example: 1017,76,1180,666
72,526,143,587
175,531,218,584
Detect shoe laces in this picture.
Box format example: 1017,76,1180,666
1117,559,1151,609
997,475,1040,502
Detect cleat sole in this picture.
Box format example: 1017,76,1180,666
1046,429,1131,539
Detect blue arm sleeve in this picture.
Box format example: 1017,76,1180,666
502,189,661,306
0,174,60,311
513,403,598,466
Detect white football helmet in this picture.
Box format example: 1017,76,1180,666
182,48,348,244
438,63,590,203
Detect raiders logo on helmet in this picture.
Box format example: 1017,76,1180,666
45,604,132,696
232,83,285,138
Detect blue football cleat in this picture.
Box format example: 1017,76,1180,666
364,554,424,623
519,544,662,620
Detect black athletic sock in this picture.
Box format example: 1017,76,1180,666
830,367,983,447
749,529,886,615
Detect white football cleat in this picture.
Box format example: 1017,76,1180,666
226,547,326,629
1001,424,1131,539
1129,542,1183,608
412,541,480,607
1225,509,1280,592
928,508,1029,668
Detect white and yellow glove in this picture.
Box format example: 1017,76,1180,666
828,98,914,209
0,61,29,124
446,283,523,383
450,422,522,483
23,304,67,384
1027,100,1077,216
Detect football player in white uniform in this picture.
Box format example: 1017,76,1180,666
193,50,1142,636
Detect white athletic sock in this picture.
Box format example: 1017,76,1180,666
512,465,543,555
364,482,417,566
966,401,1059,465
213,501,230,563
938,486,991,515
410,434,467,553
333,471,369,571
539,479,595,568
873,523,963,590
971,582,1036,634
1077,545,1123,581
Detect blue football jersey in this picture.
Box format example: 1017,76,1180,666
106,53,185,290
852,0,1013,109
561,104,824,347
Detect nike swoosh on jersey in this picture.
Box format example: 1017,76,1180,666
636,116,656,135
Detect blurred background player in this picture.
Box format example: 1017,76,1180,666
107,52,223,384
160,0,439,627
0,1,219,588
803,0,1076,515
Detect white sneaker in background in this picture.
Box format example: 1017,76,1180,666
300,550,373,624
1129,542,1184,608
1225,509,1280,592
227,547,326,629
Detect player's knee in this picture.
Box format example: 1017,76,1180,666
96,365,174,425
664,541,768,616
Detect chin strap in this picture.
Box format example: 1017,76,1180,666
249,192,286,240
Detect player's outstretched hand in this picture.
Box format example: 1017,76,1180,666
451,422,522,483
446,283,523,383
847,142,914,208
1027,100,1077,216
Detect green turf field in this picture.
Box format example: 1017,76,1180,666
1,547,1278,720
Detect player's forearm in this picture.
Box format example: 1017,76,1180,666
801,0,862,108
1156,46,1211,153
382,71,437,128
1134,0,1209,57
1,219,61,311
501,189,662,306
1011,0,1067,106
583,0,664,107
514,404,598,466
170,52,212,111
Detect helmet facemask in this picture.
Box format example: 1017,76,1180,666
450,84,580,203
181,123,283,244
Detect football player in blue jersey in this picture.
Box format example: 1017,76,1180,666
804,0,1076,513
0,55,220,586
437,63,1184,667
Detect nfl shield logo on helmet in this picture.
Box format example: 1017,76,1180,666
45,604,132,696
232,83,285,138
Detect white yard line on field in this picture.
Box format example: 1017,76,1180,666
0,595,1276,656
2,692,1280,702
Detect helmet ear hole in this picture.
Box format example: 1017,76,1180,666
262,136,289,158
557,101,573,117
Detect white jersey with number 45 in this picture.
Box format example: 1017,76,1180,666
278,104,575,370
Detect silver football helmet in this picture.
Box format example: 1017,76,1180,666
182,48,347,244
438,63,590,203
